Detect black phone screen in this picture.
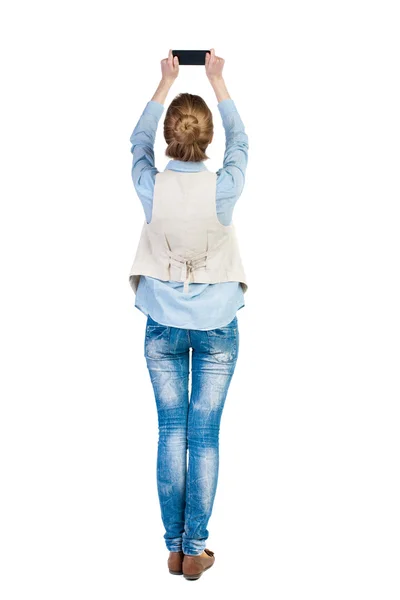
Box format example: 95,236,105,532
172,50,210,66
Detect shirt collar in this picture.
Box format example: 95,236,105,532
165,159,208,172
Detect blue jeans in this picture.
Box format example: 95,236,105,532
144,313,239,555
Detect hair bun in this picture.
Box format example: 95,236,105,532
164,93,213,161
175,113,199,143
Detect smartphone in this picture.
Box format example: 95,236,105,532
172,50,211,65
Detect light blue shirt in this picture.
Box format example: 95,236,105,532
129,97,249,330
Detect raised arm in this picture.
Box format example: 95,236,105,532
206,49,249,224
129,50,179,223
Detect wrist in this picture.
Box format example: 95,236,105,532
208,75,224,84
161,76,175,86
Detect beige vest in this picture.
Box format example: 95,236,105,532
128,169,248,295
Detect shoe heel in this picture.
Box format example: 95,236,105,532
183,573,202,580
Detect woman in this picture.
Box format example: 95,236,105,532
128,48,249,580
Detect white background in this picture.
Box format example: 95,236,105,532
1,1,399,598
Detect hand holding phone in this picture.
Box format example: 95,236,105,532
205,48,225,80
161,49,180,82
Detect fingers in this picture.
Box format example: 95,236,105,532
167,49,179,69
207,48,223,66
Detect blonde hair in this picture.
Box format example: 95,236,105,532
164,93,213,162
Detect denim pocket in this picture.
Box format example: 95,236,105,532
144,316,171,358
146,314,164,328
206,317,239,362
207,315,238,337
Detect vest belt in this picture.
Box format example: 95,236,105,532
167,249,208,293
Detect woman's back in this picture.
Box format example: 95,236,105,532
129,97,249,330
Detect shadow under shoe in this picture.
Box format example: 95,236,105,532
182,548,215,580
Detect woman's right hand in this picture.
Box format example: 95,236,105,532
205,48,225,80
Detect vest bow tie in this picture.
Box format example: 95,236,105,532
167,249,209,293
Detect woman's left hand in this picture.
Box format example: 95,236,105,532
161,49,179,82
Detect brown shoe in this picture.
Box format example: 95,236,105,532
182,548,215,580
167,550,184,575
